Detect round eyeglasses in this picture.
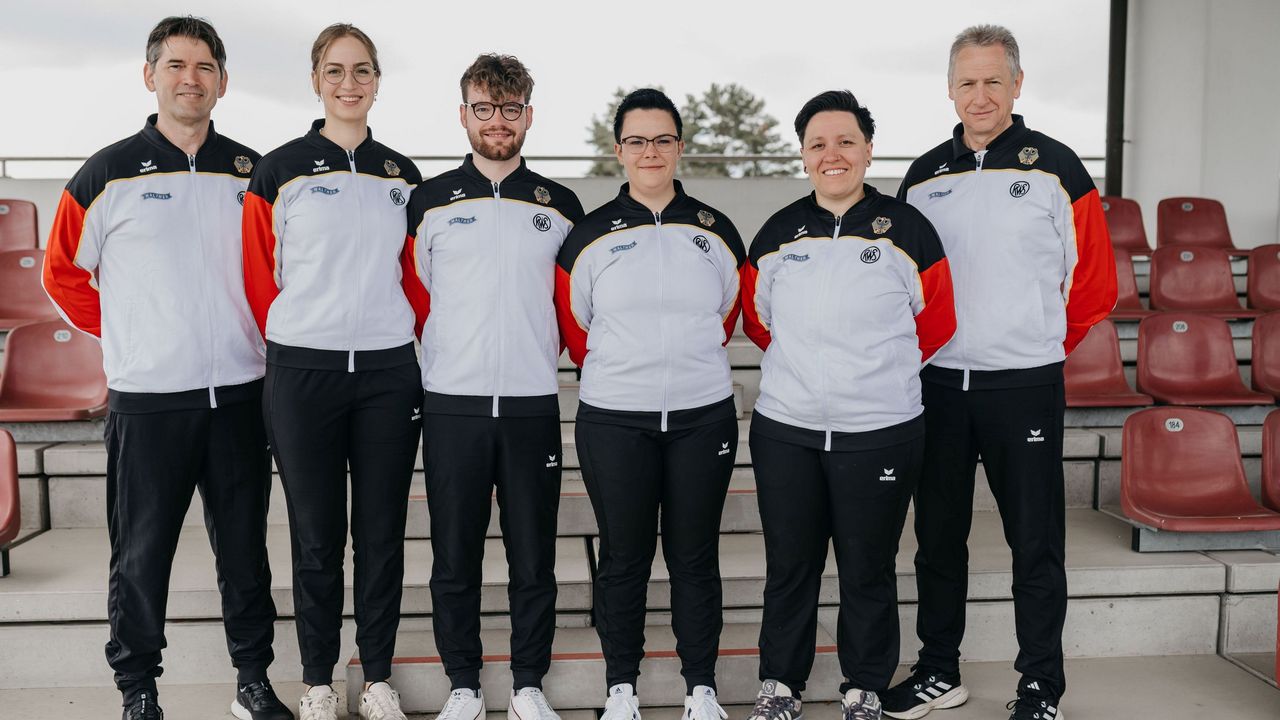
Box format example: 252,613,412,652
619,135,681,154
465,102,527,121
321,64,377,85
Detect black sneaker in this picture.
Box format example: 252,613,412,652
233,680,296,720
1006,696,1062,720
881,669,968,719
746,680,803,720
123,690,164,720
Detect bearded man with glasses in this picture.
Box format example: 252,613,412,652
403,52,584,720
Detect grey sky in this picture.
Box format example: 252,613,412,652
0,0,1108,172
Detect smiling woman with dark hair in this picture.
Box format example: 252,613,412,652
554,87,745,720
739,90,956,720
241,22,423,720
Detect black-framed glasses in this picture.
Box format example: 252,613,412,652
619,135,680,154
465,102,527,121
321,64,377,85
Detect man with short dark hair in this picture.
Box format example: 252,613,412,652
43,16,290,720
403,53,583,720
884,24,1116,720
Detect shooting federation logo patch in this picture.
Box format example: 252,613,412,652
384,159,401,177
871,216,892,235
1018,147,1039,166
697,209,715,227
535,186,551,205
234,155,253,174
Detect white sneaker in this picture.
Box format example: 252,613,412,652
842,689,882,720
601,683,641,720
509,687,561,720
299,685,339,720
683,685,727,720
437,688,485,720
360,681,408,720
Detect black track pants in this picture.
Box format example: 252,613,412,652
423,413,562,691
751,429,920,695
105,395,275,705
912,380,1068,697
576,416,738,694
265,359,422,686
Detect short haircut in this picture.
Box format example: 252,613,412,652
613,88,683,143
949,24,1021,84
310,23,381,75
794,90,875,143
460,53,535,103
146,16,227,76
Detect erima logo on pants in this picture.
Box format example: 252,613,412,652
717,442,731,456
879,468,896,482
410,407,421,421
546,454,559,468
1026,429,1045,443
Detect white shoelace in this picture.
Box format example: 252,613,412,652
603,691,641,720
515,689,559,720
362,683,405,719
300,687,338,720
439,690,482,720
685,690,727,720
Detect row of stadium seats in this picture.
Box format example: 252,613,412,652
1103,195,1248,254
0,199,37,253
1121,406,1280,532
1113,245,1280,319
1067,314,1280,407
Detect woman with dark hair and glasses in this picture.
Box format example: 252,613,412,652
242,23,423,720
554,88,746,720
739,90,956,720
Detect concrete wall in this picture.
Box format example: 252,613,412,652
1125,0,1280,248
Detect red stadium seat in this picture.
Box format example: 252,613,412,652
1246,244,1280,311
1251,312,1280,400
0,199,37,252
1157,196,1242,252
1101,196,1151,253
1121,407,1280,532
0,429,18,577
1110,248,1153,320
1065,319,1152,407
0,249,57,330
0,319,107,421
1148,246,1259,319
1136,314,1272,405
1262,410,1280,512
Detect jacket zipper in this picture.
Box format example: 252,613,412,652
655,211,669,432
346,149,359,372
492,181,504,417
819,215,840,451
189,153,219,408
962,150,988,392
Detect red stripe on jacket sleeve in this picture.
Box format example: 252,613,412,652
554,265,588,367
739,262,771,351
42,189,100,337
721,284,742,348
400,234,431,340
915,257,956,362
241,190,281,339
1064,189,1118,355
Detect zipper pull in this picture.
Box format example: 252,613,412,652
187,154,196,172
653,211,661,225
492,181,500,197
832,215,842,239
347,149,356,172
974,149,986,172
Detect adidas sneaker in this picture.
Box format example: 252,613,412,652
746,680,802,720
881,669,968,719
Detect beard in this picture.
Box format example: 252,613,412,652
470,127,525,162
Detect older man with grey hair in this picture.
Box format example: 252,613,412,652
883,24,1116,720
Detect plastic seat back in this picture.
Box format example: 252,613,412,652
1262,409,1280,512
1247,244,1280,310
0,249,57,328
1157,196,1236,250
0,200,37,252
1121,407,1280,531
0,429,17,549
1136,313,1271,405
1148,246,1246,314
1251,312,1280,399
1101,196,1150,253
1065,319,1152,406
0,319,107,420
1110,248,1150,319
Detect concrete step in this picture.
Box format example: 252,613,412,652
0,526,592,623
5,656,1280,719
34,424,1109,477
42,460,1101,533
